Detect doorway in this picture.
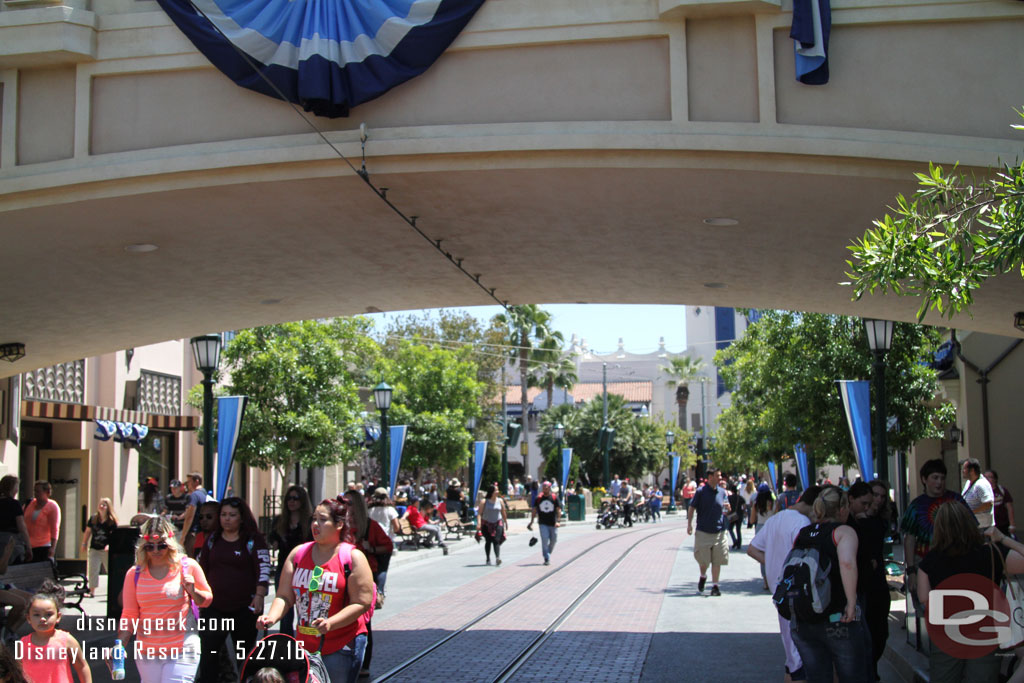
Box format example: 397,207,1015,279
38,449,90,561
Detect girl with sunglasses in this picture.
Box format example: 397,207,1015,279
269,486,313,638
258,496,374,683
118,517,212,682
196,497,271,683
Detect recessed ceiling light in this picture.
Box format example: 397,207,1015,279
702,218,739,226
260,298,282,305
703,282,727,289
124,243,158,253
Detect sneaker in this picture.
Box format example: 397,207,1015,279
485,559,491,565
710,585,721,597
442,546,449,556
496,558,502,566
358,669,371,679
544,559,550,565
697,576,707,593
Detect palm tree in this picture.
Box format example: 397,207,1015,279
494,305,563,473
662,355,705,430
529,349,578,411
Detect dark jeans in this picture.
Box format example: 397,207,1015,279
791,613,871,683
865,576,890,677
199,605,258,682
31,546,51,563
622,503,634,527
728,520,743,548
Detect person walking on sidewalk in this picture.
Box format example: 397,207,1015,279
528,481,561,566
687,469,731,596
748,485,822,683
477,483,508,566
268,485,313,638
24,481,60,564
80,497,118,598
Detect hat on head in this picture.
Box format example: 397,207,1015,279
145,476,158,486
409,496,420,503
374,487,388,497
450,478,460,487
170,479,182,487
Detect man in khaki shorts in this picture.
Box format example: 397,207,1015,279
687,469,731,596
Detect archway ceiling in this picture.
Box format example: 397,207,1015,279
3,158,1023,376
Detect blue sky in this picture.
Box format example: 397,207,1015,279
367,304,688,354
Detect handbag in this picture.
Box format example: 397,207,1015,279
529,536,538,547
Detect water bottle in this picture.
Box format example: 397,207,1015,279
111,639,126,680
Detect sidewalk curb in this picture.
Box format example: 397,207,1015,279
883,610,929,683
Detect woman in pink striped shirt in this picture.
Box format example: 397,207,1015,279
117,517,212,683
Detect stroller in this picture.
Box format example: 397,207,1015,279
239,633,329,683
596,499,623,529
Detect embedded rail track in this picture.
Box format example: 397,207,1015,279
371,524,676,683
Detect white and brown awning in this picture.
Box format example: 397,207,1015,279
22,400,198,430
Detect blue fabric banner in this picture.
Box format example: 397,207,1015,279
794,444,809,490
389,424,407,498
155,0,485,117
471,440,488,506
215,396,247,500
838,380,874,482
561,448,573,505
767,461,778,493
791,0,831,84
670,454,680,508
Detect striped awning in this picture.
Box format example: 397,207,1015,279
21,400,198,430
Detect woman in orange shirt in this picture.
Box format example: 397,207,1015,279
117,517,212,683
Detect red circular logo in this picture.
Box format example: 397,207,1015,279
925,573,1011,659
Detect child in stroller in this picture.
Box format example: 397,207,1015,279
240,633,330,683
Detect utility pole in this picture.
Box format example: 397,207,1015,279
602,362,611,488
501,364,508,492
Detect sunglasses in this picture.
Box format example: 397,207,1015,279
222,498,244,508
308,565,324,592
286,496,302,502
143,543,169,551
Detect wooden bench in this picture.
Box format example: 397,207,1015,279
395,518,431,550
506,499,531,519
442,512,464,540
0,561,89,612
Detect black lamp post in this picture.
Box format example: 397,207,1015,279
864,319,894,483
553,422,565,514
374,382,393,491
665,430,676,512
190,334,222,491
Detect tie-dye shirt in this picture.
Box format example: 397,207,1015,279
899,490,973,561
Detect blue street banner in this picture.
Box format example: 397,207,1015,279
155,0,485,117
794,443,810,490
215,396,248,500
471,440,488,505
767,461,778,493
670,454,680,507
838,380,874,481
389,425,407,498
561,447,573,505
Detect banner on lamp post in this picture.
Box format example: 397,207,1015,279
794,443,810,490
561,447,573,505
389,425,407,499
670,454,680,507
472,440,488,505
215,396,247,501
837,380,875,481
767,461,778,493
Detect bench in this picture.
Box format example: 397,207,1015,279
0,561,89,612
442,512,464,540
395,518,431,550
506,499,531,519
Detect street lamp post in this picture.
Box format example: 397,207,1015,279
554,422,565,516
864,319,894,483
190,334,222,492
374,382,393,492
665,430,676,512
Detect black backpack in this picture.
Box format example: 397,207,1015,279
772,540,833,623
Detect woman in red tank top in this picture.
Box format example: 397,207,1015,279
258,495,374,683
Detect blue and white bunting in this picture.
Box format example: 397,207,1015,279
155,0,485,117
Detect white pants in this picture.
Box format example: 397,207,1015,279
87,548,107,592
778,614,803,675
135,633,201,683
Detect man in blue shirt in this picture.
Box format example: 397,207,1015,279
687,469,732,596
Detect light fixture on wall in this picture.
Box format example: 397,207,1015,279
0,343,26,363
1014,312,1024,333
948,425,964,446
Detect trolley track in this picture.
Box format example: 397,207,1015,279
372,524,678,683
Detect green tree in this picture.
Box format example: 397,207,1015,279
528,350,579,410
846,108,1024,320
374,340,483,476
209,318,377,476
714,311,952,468
535,399,679,485
494,305,563,417
662,354,706,430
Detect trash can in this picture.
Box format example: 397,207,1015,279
107,526,140,619
568,494,585,522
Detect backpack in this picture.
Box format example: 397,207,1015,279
772,543,833,623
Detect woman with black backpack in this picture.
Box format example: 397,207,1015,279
786,485,870,683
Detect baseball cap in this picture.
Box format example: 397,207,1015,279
169,479,183,487
373,487,388,497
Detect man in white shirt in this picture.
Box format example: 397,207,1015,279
748,485,823,683
961,458,995,529
610,475,622,499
